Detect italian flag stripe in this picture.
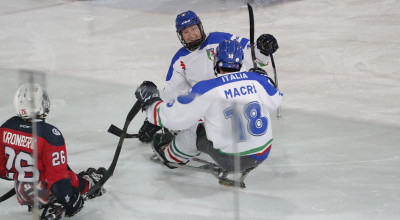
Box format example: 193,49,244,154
153,101,162,126
166,147,183,163
157,107,163,127
171,139,195,158
257,144,271,156
218,138,273,156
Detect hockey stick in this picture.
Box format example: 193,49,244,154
83,100,142,199
270,54,281,117
247,3,281,118
247,3,257,69
107,124,138,138
0,188,15,203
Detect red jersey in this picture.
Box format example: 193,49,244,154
0,116,69,189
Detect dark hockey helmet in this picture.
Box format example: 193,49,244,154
214,39,244,74
175,10,206,51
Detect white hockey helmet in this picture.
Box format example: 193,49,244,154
13,83,50,119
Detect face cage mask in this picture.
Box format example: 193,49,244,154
177,24,206,51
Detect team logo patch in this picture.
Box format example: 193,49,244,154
206,48,215,61
52,128,61,136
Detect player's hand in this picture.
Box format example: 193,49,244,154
135,81,162,110
138,120,161,143
257,34,278,56
64,188,84,217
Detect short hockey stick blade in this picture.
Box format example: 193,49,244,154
108,124,139,138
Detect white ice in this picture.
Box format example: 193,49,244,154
1,0,400,219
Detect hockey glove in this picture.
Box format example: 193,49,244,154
79,167,107,199
135,81,162,110
64,187,84,217
138,120,162,143
257,34,279,56
249,67,268,76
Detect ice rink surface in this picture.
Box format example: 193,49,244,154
1,0,399,219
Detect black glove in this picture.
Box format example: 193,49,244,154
138,120,162,143
64,187,84,217
257,34,279,56
135,81,162,110
249,67,268,76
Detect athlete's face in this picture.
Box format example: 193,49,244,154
181,25,201,44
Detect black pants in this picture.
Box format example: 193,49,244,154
196,125,263,172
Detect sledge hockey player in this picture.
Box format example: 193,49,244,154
137,10,279,143
0,83,106,218
135,39,283,179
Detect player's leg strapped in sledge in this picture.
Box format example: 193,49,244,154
36,167,107,220
150,125,260,188
196,125,259,187
196,125,263,172
15,181,51,206
152,132,185,169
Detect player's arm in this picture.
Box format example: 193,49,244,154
41,131,69,188
135,81,211,130
0,144,8,180
0,127,13,181
42,131,84,217
258,76,283,112
138,64,190,143
138,66,192,143
149,94,210,131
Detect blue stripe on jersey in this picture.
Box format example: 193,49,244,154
239,37,250,47
200,32,249,50
176,72,279,105
199,32,233,50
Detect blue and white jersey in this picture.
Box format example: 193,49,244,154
161,32,271,103
146,71,283,156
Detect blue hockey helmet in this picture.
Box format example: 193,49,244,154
175,10,206,51
214,39,244,74
175,10,201,32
